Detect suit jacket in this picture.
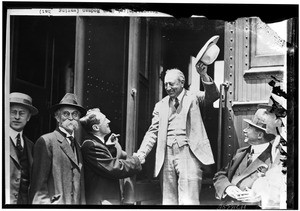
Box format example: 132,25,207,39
29,129,85,204
81,134,142,205
10,134,33,204
138,81,219,177
213,144,273,201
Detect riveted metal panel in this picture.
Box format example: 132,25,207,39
77,17,129,148
222,21,238,167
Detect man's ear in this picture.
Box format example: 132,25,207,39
257,131,264,140
92,124,99,131
26,114,32,122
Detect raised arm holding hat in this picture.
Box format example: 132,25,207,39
8,92,38,204
135,57,219,204
30,93,86,204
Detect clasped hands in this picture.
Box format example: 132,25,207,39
225,186,261,203
133,152,145,164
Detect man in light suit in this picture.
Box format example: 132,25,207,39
30,93,86,204
213,108,277,207
80,108,142,205
135,36,220,205
9,92,38,204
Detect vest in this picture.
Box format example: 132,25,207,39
15,141,30,204
166,99,188,146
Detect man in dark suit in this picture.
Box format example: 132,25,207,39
8,92,38,204
213,108,277,206
135,36,220,205
30,93,86,204
80,108,142,205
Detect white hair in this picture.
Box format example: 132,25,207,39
165,68,185,84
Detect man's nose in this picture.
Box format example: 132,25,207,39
15,112,20,119
67,115,74,120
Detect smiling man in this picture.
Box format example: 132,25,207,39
29,93,86,204
135,59,219,204
9,92,38,204
80,108,142,205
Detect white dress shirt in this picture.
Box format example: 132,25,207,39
9,127,24,148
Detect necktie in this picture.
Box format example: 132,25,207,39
174,97,179,109
16,133,23,152
68,136,75,152
247,149,254,167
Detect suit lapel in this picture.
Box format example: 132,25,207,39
181,90,193,115
23,135,33,167
229,148,249,181
232,144,272,185
160,96,171,135
55,130,80,169
74,140,83,170
10,138,20,167
242,144,272,175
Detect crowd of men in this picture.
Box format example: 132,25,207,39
7,35,287,207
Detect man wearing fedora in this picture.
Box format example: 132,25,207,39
30,93,86,204
8,92,38,204
134,36,220,205
213,108,277,207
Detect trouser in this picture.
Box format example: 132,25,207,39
160,143,202,205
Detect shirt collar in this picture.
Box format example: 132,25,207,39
9,127,23,139
59,127,74,138
251,142,269,155
175,89,185,103
94,134,105,144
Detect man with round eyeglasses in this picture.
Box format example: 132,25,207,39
30,93,86,204
9,92,38,204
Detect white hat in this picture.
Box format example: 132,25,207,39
195,35,220,65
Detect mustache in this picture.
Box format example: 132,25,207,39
62,120,79,129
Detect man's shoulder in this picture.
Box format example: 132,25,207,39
82,136,105,148
37,130,60,144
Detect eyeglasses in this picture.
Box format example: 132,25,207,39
10,110,27,118
61,110,80,119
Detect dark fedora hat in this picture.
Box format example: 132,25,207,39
50,93,86,115
10,92,38,115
